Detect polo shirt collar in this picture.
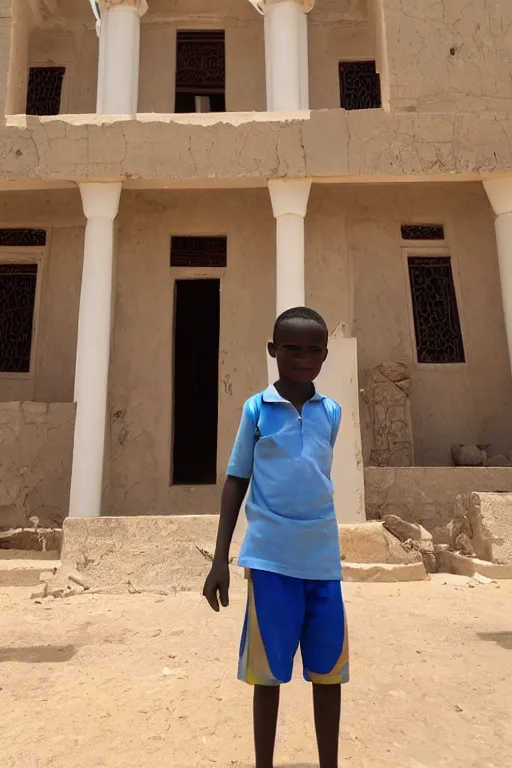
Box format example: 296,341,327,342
262,385,324,403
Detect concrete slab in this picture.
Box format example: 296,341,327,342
437,550,512,580
342,562,428,583
0,551,60,586
61,515,242,593
60,516,426,593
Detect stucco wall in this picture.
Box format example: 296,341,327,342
0,183,511,518
109,189,275,517
0,401,75,529
381,0,512,112
365,466,512,531
0,188,84,403
336,182,512,466
28,26,98,115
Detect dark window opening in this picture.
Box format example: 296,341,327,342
175,30,225,113
172,279,220,484
408,257,465,364
171,236,227,268
26,67,65,115
0,264,38,373
339,61,381,110
401,224,445,241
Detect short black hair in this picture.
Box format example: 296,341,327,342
273,306,329,344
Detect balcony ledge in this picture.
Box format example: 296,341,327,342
1,108,512,189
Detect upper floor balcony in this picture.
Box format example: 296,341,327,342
2,0,384,118
3,0,511,122
0,0,512,187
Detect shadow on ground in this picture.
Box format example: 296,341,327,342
478,632,512,650
0,645,76,663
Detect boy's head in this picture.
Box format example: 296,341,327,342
268,307,329,384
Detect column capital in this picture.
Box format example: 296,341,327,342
101,0,148,15
483,178,512,217
268,179,312,219
79,182,122,221
248,0,314,14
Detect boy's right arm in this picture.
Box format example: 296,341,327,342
202,475,249,612
203,398,257,612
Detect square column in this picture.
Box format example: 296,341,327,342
484,179,512,374
69,182,122,518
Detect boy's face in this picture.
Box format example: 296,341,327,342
268,319,328,383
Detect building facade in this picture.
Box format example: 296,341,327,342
1,0,512,531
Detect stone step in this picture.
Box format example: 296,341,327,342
0,551,60,587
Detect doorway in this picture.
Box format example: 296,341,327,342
172,279,220,484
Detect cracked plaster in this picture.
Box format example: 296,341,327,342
1,109,512,187
0,402,75,529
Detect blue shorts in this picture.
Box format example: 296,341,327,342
238,569,349,686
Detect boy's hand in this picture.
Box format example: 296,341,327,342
203,560,230,612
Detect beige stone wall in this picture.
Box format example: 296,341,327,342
0,401,75,529
0,189,84,403
365,466,512,531
28,26,98,115
381,0,512,112
1,183,511,519
109,189,274,516
334,182,512,466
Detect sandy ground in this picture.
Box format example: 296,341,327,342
1,574,512,768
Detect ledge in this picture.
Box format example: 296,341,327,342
1,108,512,188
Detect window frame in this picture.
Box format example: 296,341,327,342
0,246,45,379
401,243,467,370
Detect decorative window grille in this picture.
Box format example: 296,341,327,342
0,229,47,247
401,224,445,241
175,31,225,113
0,264,38,373
171,236,227,268
26,67,65,115
339,61,382,110
408,257,465,364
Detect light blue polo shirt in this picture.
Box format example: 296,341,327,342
227,385,342,581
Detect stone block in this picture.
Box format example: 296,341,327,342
362,362,413,467
339,522,421,565
461,492,512,564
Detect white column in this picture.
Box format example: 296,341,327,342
97,0,147,115
249,0,314,111
269,179,312,316
484,179,512,373
69,183,122,518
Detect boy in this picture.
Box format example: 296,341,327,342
203,306,349,768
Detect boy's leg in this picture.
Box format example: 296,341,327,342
238,570,305,768
254,684,280,768
301,579,349,768
312,683,341,768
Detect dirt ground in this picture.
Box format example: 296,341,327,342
1,574,511,768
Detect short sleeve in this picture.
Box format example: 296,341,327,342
324,399,342,447
226,398,259,479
